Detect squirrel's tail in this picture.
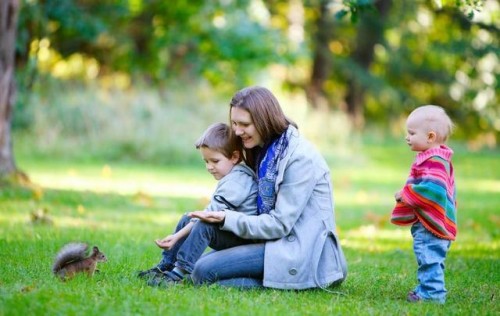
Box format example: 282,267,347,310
52,243,88,274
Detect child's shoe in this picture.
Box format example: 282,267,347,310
147,270,184,287
137,266,165,279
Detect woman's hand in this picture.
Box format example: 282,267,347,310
188,211,226,223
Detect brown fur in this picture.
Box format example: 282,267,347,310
52,243,107,280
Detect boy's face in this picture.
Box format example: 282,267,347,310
405,113,434,152
200,147,239,180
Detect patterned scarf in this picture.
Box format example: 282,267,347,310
257,129,289,215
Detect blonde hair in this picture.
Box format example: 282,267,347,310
409,105,454,142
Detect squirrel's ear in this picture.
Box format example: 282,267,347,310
92,246,99,252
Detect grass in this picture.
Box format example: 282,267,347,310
0,137,498,316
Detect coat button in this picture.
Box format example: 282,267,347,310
289,268,297,275
287,235,296,242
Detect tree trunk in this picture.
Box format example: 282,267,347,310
345,0,392,129
306,0,334,110
0,0,20,179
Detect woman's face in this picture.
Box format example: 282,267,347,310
230,107,264,148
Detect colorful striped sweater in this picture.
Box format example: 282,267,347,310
391,145,457,240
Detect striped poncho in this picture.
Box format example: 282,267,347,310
391,145,457,240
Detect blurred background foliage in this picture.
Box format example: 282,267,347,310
11,0,499,164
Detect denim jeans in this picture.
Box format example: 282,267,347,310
191,243,265,288
411,221,451,303
158,215,253,274
157,215,191,271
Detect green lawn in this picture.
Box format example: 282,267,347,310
0,141,499,315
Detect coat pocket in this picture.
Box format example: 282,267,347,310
312,227,348,287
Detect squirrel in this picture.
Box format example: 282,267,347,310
52,243,107,280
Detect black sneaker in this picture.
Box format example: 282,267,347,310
147,270,184,287
137,267,164,279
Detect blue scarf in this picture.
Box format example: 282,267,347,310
257,130,289,215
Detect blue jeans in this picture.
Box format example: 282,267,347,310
157,215,191,271
191,243,265,288
157,215,253,274
411,222,451,303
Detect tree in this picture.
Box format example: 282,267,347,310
344,0,392,128
300,0,498,142
11,0,499,147
0,0,21,181
306,0,336,110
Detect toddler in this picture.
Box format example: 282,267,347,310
391,105,457,304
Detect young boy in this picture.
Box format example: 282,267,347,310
137,122,258,286
391,105,457,304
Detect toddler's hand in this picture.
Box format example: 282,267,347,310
394,190,403,202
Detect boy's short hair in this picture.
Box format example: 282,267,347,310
195,123,239,159
410,105,454,142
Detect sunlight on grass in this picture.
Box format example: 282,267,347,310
342,226,412,252
335,191,393,207
0,211,184,243
0,213,34,226
452,241,500,259
341,225,499,257
2,153,499,316
28,169,214,199
459,179,500,193
346,226,411,241
53,212,183,232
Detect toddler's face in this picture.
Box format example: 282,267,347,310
200,147,238,180
405,114,433,152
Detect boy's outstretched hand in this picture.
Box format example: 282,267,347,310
155,235,178,250
188,211,226,223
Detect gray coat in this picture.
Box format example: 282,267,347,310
205,164,258,216
222,126,347,289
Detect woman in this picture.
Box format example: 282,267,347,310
190,86,347,289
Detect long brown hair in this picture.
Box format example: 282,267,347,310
229,86,296,168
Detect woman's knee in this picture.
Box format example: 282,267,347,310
191,256,217,285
